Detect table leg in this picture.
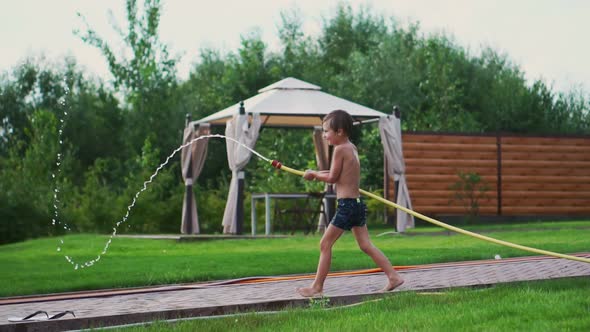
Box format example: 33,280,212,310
265,193,271,235
251,197,256,236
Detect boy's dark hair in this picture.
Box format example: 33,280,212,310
323,110,353,136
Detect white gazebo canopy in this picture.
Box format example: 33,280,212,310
192,77,387,128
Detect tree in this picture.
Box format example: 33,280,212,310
0,61,40,156
76,0,183,157
319,4,386,77
0,109,63,243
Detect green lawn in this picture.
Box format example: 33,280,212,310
0,220,589,297
112,278,590,332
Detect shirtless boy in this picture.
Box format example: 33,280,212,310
297,109,404,297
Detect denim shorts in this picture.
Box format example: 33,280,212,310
330,198,367,231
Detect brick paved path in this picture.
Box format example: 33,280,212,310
1,254,589,332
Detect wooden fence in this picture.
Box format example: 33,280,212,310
385,133,590,217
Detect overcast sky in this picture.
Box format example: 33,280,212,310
1,0,588,94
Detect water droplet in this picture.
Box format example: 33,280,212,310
57,247,61,252
74,264,79,270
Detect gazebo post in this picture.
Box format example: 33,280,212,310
236,101,246,235
393,106,401,223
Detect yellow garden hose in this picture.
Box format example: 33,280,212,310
269,160,590,264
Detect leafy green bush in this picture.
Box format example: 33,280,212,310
449,171,490,222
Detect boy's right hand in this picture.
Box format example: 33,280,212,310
303,170,316,181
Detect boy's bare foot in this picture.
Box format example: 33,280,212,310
381,278,404,293
297,286,323,297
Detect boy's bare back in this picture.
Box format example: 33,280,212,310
331,141,361,199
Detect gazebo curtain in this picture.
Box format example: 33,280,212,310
222,113,262,234
180,123,210,234
379,116,414,232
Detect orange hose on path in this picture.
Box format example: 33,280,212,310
235,253,590,285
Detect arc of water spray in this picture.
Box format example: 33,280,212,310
54,134,270,269
52,93,71,256
54,134,590,269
